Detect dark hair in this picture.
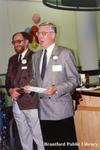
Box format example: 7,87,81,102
12,32,30,42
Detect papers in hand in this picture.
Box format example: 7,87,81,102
28,86,47,93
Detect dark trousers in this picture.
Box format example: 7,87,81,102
40,117,79,150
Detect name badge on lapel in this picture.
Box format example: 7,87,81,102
52,65,62,72
21,66,27,70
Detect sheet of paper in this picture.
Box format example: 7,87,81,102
28,86,47,93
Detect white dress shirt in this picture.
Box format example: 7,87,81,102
40,43,55,74
18,48,28,61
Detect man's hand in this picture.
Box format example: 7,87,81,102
44,85,57,96
9,88,20,101
23,85,32,94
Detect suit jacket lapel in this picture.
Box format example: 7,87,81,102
14,54,20,74
22,49,31,60
47,45,61,66
45,45,61,73
35,50,43,86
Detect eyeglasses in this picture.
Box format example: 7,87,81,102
36,32,54,36
12,40,24,45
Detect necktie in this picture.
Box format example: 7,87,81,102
18,54,22,63
41,49,47,80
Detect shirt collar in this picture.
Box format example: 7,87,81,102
46,43,55,52
21,48,28,59
43,43,55,57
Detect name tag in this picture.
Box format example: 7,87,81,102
52,65,62,72
21,66,27,70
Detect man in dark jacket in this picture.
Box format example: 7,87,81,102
6,32,44,150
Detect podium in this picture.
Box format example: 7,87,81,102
74,90,100,150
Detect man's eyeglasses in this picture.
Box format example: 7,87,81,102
12,40,24,45
36,32,54,36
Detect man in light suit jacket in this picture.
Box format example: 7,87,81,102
25,22,79,150
6,32,44,150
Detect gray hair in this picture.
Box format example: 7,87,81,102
39,22,57,33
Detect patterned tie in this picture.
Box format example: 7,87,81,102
41,49,47,80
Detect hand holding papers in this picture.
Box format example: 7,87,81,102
23,85,47,93
23,84,57,95
28,86,47,93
